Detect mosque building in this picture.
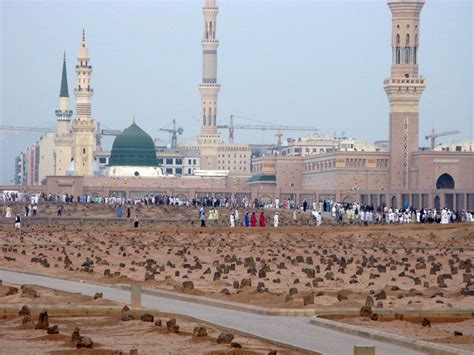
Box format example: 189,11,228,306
107,118,162,177
12,0,474,210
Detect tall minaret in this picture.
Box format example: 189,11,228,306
56,53,73,135
72,29,96,176
198,0,222,170
384,0,426,192
54,52,74,176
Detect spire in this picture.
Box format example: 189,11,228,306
132,114,136,124
59,52,69,98
82,28,87,47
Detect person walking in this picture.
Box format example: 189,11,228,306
14,214,21,229
127,206,131,218
250,212,257,227
199,206,206,228
273,212,279,227
259,211,266,227
244,212,250,227
230,212,235,228
5,205,12,218
32,204,37,217
117,206,123,219
57,205,63,217
133,215,139,228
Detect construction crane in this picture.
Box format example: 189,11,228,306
0,124,121,136
0,125,55,134
95,122,122,150
159,119,183,148
216,114,318,147
425,129,460,150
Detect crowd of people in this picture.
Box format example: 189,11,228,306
2,190,473,229
329,202,474,225
198,206,283,228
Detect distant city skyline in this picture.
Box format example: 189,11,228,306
1,0,472,184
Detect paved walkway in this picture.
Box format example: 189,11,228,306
0,269,423,354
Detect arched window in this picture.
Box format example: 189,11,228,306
405,47,410,64
405,33,410,45
415,34,418,45
396,48,401,64
209,22,213,39
396,34,400,46
436,173,455,189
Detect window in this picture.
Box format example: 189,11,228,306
188,168,192,175
188,159,191,165
193,159,197,165
82,148,86,154
166,158,173,165
99,157,106,164
176,159,182,165
175,168,182,175
157,158,163,165
165,168,173,175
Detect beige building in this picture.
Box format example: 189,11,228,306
281,135,380,157
71,30,96,176
37,133,56,184
434,141,473,153
248,0,474,210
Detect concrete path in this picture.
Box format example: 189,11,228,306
0,269,424,354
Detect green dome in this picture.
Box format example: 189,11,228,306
109,122,158,167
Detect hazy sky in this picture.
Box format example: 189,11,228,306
1,0,472,184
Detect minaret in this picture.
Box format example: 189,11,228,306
384,0,426,192
54,52,74,176
55,52,73,135
197,0,222,170
72,29,96,176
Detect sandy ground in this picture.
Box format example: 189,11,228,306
339,317,474,351
0,282,294,354
1,221,473,311
1,204,473,352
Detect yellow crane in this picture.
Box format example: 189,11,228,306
217,115,318,147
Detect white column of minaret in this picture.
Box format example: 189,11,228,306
75,29,94,121
199,0,221,134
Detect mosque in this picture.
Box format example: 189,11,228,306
17,0,474,210
107,118,161,178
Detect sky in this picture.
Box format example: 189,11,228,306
0,0,472,184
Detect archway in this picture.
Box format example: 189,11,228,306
434,195,440,210
436,173,455,189
391,195,398,209
342,195,355,204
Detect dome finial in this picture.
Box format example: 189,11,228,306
133,114,136,124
